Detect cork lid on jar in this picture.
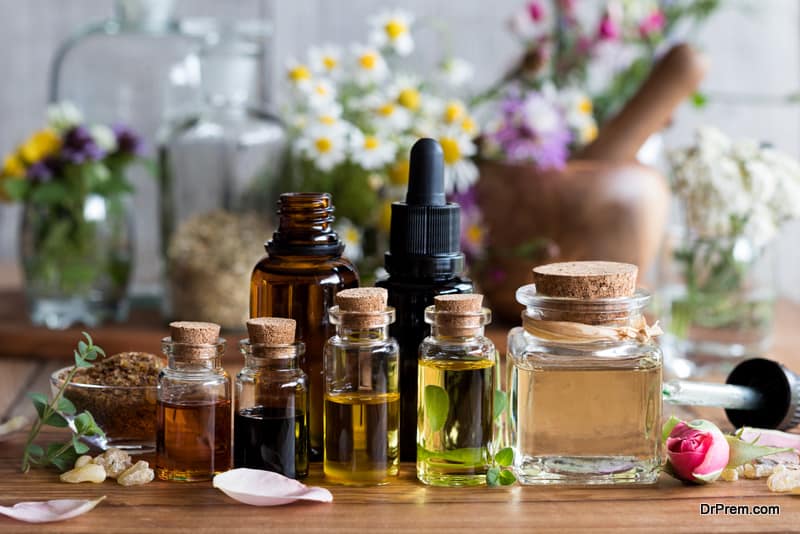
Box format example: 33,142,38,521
167,321,223,359
333,287,393,328
429,294,490,336
532,261,638,299
245,317,300,358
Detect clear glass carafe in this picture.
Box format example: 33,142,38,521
507,285,662,485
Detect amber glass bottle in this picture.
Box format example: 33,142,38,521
250,193,359,457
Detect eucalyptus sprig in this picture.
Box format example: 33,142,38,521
21,332,106,473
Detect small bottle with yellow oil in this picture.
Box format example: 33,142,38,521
323,288,399,485
417,294,496,486
156,321,232,481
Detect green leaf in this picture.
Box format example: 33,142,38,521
486,466,500,487
424,385,450,433
25,444,44,458
44,411,69,428
27,392,49,418
74,350,91,368
77,340,88,354
3,178,29,201
662,415,682,443
724,435,793,469
74,411,103,437
692,468,723,484
691,91,709,108
82,332,93,346
72,435,89,454
498,469,516,486
29,182,68,204
493,390,508,421
57,396,76,415
495,447,514,467
50,449,78,473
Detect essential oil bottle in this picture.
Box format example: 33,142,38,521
417,294,496,486
323,288,399,485
507,262,662,485
235,317,308,479
251,192,359,458
156,321,232,481
376,138,473,462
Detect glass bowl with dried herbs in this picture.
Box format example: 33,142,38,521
50,352,164,453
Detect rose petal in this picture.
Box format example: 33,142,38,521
0,496,105,523
739,427,800,453
213,469,333,506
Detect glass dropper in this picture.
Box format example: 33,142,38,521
663,380,764,410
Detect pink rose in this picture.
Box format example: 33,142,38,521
639,10,666,38
527,1,545,22
598,14,620,41
666,420,730,484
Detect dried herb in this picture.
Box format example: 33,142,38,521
21,332,106,473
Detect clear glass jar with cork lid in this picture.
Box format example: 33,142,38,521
235,317,308,479
323,288,399,485
507,261,662,485
157,321,232,481
417,294,496,486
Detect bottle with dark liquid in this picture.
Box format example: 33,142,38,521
156,321,232,481
250,192,359,458
235,317,308,478
376,139,473,461
323,288,399,485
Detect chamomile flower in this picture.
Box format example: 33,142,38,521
351,44,388,86
90,124,118,152
46,101,83,132
306,78,337,110
369,10,414,56
308,44,342,77
441,99,468,127
295,125,348,172
286,59,312,90
368,95,411,132
556,88,598,145
438,133,478,194
438,57,474,88
388,74,422,111
350,129,397,170
336,218,364,262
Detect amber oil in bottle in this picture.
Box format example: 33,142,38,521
250,193,359,459
156,321,232,481
235,317,309,478
323,288,399,485
417,294,496,486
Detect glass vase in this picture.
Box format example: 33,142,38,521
20,192,134,329
659,233,776,377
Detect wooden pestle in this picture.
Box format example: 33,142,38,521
577,43,708,162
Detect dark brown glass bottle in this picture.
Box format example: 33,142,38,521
250,193,359,457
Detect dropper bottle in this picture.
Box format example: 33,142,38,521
376,138,474,462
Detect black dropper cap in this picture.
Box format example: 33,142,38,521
384,138,464,279
725,358,800,431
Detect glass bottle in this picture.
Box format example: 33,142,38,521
376,138,473,462
507,262,662,485
251,193,360,458
417,294,496,486
235,317,308,479
323,288,399,485
156,321,232,481
160,20,287,329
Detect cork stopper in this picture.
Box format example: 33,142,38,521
245,317,297,358
532,261,637,299
432,294,487,336
334,287,390,328
168,321,222,359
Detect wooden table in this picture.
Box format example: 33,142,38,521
1,264,799,532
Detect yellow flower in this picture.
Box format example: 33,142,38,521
389,159,410,185
443,101,465,124
19,128,60,164
378,102,396,117
315,137,333,153
461,116,477,135
359,51,378,70
323,56,337,71
397,88,420,111
288,64,311,83
578,96,593,115
384,18,408,40
439,137,462,165
2,152,26,177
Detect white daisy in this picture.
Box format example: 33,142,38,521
335,218,364,263
286,58,312,90
308,44,342,77
351,44,389,86
438,134,478,194
89,124,117,152
350,129,397,170
305,78,337,110
308,103,345,131
438,57,474,88
387,74,422,111
369,10,414,56
47,101,83,132
295,125,348,172
367,94,411,133
440,99,468,127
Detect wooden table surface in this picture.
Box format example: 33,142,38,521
1,264,799,532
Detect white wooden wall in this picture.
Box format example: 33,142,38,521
1,0,799,299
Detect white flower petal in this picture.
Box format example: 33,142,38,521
213,469,332,506
0,497,105,523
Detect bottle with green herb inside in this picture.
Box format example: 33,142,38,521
417,294,495,486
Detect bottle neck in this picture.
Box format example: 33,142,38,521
162,338,225,373
114,0,175,32
267,192,344,257
244,354,300,371
167,355,223,372
336,324,390,341
430,324,485,339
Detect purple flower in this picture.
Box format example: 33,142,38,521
112,124,145,157
62,126,105,164
487,88,572,169
26,160,53,183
